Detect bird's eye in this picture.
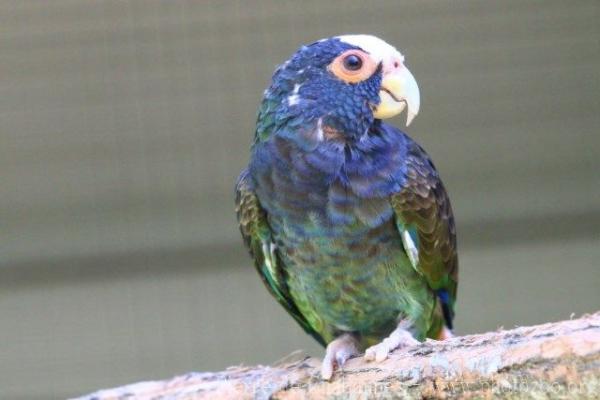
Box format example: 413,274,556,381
328,50,377,84
343,54,363,71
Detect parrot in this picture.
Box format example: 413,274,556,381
235,34,458,380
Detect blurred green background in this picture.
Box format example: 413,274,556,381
1,1,599,398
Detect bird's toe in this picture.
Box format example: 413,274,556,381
320,358,335,381
320,333,359,380
364,328,419,362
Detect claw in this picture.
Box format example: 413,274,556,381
320,333,359,380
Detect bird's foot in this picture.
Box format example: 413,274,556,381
437,326,454,340
364,324,419,362
321,333,360,380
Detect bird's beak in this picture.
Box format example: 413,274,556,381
372,66,420,126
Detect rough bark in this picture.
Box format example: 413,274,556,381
76,312,600,399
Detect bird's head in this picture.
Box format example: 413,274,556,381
257,34,420,145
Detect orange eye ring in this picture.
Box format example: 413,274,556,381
328,50,377,84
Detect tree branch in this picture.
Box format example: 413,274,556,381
76,312,600,399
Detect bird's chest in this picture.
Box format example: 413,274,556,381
265,184,416,333
254,136,403,235
251,136,419,331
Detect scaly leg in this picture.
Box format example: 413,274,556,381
321,332,360,380
364,320,419,362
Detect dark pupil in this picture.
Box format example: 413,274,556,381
343,54,362,71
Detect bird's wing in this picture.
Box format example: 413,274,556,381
235,169,326,346
390,136,458,328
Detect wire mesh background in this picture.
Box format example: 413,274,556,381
1,1,599,398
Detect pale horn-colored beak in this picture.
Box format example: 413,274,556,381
372,66,420,126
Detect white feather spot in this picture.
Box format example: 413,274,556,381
263,242,278,280
315,118,324,141
287,83,302,106
402,230,419,268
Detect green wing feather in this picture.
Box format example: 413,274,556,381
390,144,458,327
235,169,326,346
